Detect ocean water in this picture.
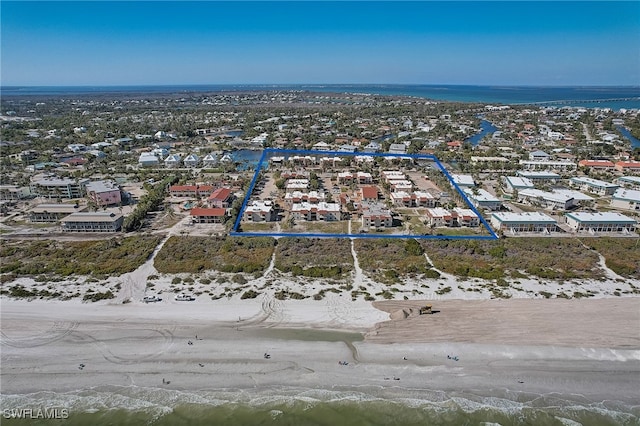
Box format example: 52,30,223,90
2,85,639,110
1,386,638,426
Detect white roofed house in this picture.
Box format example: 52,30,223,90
452,207,480,227
389,180,413,192
60,212,124,233
615,176,640,190
491,212,558,234
388,143,407,155
529,150,550,161
569,177,619,196
29,203,86,222
202,153,218,168
286,179,309,191
183,153,200,168
30,176,89,199
337,171,354,185
463,188,502,211
610,188,640,211
391,191,435,208
518,188,576,211
284,190,325,208
450,174,475,188
518,160,577,172
356,172,372,184
243,200,277,222
502,176,535,194
164,154,182,168
291,201,341,222
426,207,453,227
564,212,637,233
361,202,393,229
138,152,160,167
516,171,560,184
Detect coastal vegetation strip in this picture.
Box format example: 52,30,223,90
422,238,603,280
0,235,162,277
154,236,275,274
579,237,640,278
354,239,438,284
274,237,353,278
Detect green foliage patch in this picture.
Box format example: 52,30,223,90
154,236,275,274
580,237,640,278
0,235,162,277
422,238,602,280
354,239,432,283
275,237,353,278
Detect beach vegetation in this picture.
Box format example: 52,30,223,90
0,235,162,277
155,236,275,274
355,239,432,283
240,289,259,299
422,238,601,280
274,238,353,278
580,237,640,278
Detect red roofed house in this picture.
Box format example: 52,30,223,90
447,141,463,150
615,161,640,173
578,159,615,171
190,207,227,223
208,187,234,208
360,186,379,202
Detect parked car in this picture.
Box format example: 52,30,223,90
143,295,162,303
175,293,195,301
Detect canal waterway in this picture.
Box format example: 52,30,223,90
616,125,640,149
465,119,498,146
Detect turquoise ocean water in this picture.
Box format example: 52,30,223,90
2,85,639,110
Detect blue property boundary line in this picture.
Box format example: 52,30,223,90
231,148,498,240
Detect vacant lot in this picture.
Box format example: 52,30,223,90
421,237,602,280
355,239,438,283
154,236,275,274
0,235,162,277
579,237,640,279
274,237,353,278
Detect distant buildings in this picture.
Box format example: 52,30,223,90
30,176,89,199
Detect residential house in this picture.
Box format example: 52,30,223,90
452,208,480,227
190,207,227,224
284,191,325,208
86,180,122,207
569,177,619,196
183,154,200,168
0,185,30,201
356,172,372,184
363,141,381,153
286,179,309,191
359,186,379,202
529,150,550,161
463,188,502,210
565,212,636,233
426,207,453,227
208,187,234,208
615,161,640,173
243,200,277,222
361,202,393,229
518,160,577,171
291,202,340,222
518,188,576,211
616,176,640,190
138,153,160,167
515,171,560,184
502,176,535,194
450,174,475,188
388,143,407,155
337,171,354,184
30,176,89,199
610,188,640,211
490,212,558,233
169,184,215,198
391,191,435,208
578,159,615,171
60,212,124,232
164,154,182,168
29,204,86,222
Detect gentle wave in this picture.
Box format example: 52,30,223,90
1,385,638,425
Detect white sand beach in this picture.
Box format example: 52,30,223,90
1,295,639,412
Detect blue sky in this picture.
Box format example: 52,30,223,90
1,1,639,86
